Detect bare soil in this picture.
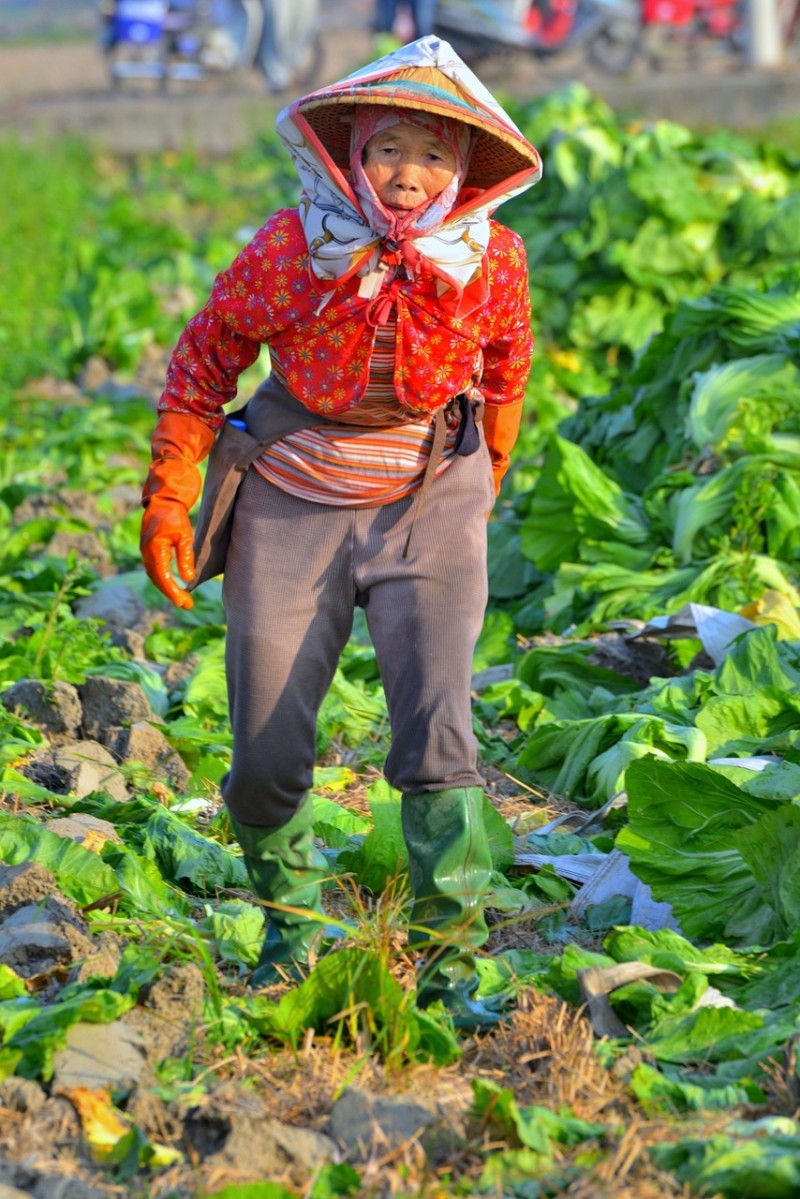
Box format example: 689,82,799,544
0,25,372,104
4,28,798,158
0,20,586,110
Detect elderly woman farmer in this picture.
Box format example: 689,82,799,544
140,36,541,1030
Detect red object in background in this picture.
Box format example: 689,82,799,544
642,0,741,33
696,0,740,35
524,0,580,47
642,0,693,22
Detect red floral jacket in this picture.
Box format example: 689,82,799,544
160,207,533,434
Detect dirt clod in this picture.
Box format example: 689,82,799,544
0,863,61,918
1,680,83,741
183,1082,340,1186
79,677,154,743
124,962,206,1063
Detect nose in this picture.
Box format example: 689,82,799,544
391,158,422,190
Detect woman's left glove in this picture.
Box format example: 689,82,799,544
140,411,216,610
483,400,524,497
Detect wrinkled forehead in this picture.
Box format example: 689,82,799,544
350,105,471,168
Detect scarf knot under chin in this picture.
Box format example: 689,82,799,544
379,237,422,273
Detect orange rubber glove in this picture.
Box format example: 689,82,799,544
483,400,524,497
140,411,216,610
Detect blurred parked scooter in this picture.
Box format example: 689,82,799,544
100,0,323,90
434,0,642,72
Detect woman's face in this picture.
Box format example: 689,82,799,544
362,123,457,212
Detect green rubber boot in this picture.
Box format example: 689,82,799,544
229,797,330,987
402,787,508,1033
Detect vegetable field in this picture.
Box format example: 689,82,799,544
1,84,800,1198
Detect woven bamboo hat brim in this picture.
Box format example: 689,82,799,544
296,68,541,189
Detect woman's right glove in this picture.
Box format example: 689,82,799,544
140,411,216,610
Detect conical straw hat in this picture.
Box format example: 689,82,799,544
296,65,541,189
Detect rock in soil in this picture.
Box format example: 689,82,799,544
42,740,129,802
0,1137,108,1199
1,680,83,741
109,721,190,792
74,581,152,645
329,1085,439,1162
51,1021,148,1095
0,1078,47,1116
0,864,122,984
78,677,154,744
183,1083,340,1186
123,962,206,1062
0,863,62,917
43,813,121,848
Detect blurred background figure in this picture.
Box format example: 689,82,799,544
258,0,321,92
100,0,324,91
372,0,436,41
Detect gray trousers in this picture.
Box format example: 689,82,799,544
221,441,494,827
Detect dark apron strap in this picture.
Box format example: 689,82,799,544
401,395,485,559
452,392,485,457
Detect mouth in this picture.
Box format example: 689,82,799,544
384,196,419,210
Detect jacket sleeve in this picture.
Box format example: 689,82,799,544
158,210,304,431
480,226,534,493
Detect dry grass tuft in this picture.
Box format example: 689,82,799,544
464,989,629,1120
756,1039,800,1118
461,992,734,1198
564,1152,696,1198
